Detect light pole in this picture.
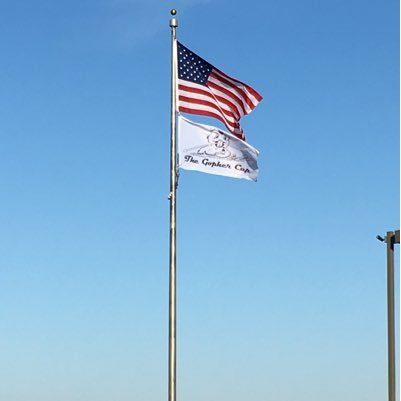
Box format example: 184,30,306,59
377,229,400,401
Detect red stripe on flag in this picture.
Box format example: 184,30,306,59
214,68,263,102
179,95,238,124
179,82,242,119
207,81,246,116
178,83,211,97
209,71,256,112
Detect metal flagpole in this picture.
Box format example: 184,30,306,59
377,229,400,401
385,230,400,401
168,9,178,401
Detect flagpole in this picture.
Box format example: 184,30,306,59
385,230,399,401
168,9,178,401
377,229,400,401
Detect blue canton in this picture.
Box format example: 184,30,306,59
178,42,212,86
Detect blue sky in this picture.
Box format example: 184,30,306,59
0,0,399,400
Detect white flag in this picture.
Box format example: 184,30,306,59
178,115,259,181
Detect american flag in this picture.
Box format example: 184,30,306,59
177,42,262,140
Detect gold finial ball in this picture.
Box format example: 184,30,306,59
170,9,177,16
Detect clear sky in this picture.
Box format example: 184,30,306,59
0,0,399,400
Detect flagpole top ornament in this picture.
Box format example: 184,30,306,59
169,9,178,28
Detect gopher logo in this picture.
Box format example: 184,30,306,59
196,129,232,158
